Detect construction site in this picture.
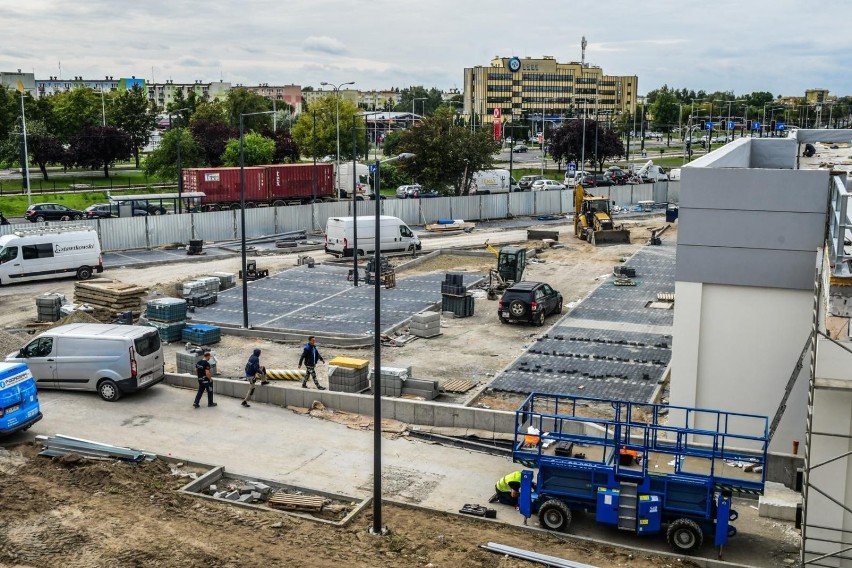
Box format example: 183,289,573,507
1,129,851,567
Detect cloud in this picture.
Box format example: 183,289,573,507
303,36,347,55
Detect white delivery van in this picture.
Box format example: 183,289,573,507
6,324,165,402
325,215,421,257
469,169,512,195
0,226,103,285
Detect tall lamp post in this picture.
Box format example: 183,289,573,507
369,151,414,537
311,108,330,232
239,110,276,329
320,81,355,201
412,97,427,128
168,107,191,214
350,112,385,287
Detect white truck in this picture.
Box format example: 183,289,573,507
469,169,512,195
630,160,669,183
336,162,373,199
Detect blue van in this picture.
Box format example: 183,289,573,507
0,361,43,436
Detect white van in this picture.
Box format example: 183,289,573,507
325,215,421,257
469,169,512,195
0,226,103,285
6,324,165,401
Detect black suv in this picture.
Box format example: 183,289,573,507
498,281,563,326
25,203,84,222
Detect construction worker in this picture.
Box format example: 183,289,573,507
493,470,526,506
298,336,326,390
242,348,269,408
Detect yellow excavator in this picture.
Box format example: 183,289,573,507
484,240,526,299
573,184,631,245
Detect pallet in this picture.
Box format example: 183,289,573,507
441,379,476,393
267,492,325,511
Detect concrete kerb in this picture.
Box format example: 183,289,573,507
176,461,369,527
384,498,756,568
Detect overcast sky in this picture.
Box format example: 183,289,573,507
2,0,849,98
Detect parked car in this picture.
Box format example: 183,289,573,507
125,200,167,215
591,174,616,187
512,144,528,153
85,204,149,219
416,190,441,198
604,167,629,185
395,184,423,199
564,170,592,186
25,203,84,222
530,179,566,191
518,175,543,191
669,168,681,181
574,174,599,187
498,281,563,326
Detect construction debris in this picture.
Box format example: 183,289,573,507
425,219,475,232
36,434,156,463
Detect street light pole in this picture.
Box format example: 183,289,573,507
239,110,276,329
168,107,191,214
99,88,106,127
321,81,355,200
368,151,414,538
412,97,427,129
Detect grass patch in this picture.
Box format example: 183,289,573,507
0,187,176,216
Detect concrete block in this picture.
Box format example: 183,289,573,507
412,311,440,323
452,408,475,429
225,491,240,500
493,411,516,434
238,485,255,494
472,409,496,432
358,395,374,416
208,484,218,492
758,481,801,521
248,482,271,495
238,493,254,503
251,491,262,500
404,378,438,392
409,320,441,331
411,329,441,338
213,491,225,498
413,402,435,425
399,388,436,400
336,393,360,413
393,401,416,424
432,405,458,428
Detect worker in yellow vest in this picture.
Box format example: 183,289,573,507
493,470,532,506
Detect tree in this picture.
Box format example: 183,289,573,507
291,96,365,160
190,119,238,167
144,128,204,180
26,120,67,179
225,88,272,130
110,84,159,167
649,87,680,145
382,130,403,157
49,88,102,143
394,107,498,195
550,119,624,171
261,128,300,163
393,86,445,117
69,125,133,177
220,132,275,166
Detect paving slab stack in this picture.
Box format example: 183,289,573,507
366,366,440,400
181,276,220,308
35,293,66,322
144,297,188,342
210,272,237,290
73,280,148,322
327,357,370,393
181,324,221,345
409,311,441,339
440,273,474,317
176,347,217,375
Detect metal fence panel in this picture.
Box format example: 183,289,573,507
193,210,238,243
99,216,149,251
509,192,534,217
452,195,482,221
533,191,564,216
480,194,509,221
147,213,191,247
418,197,453,225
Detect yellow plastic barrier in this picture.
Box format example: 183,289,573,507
265,369,306,381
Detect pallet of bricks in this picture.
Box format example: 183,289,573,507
367,366,440,400
144,297,187,342
440,273,474,318
74,280,147,322
176,347,218,375
327,357,369,393
181,276,220,308
409,311,441,339
181,324,221,345
35,293,66,322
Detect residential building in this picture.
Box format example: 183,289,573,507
303,88,359,110
244,83,302,114
463,55,638,129
147,80,231,109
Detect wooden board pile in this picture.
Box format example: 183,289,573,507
73,279,148,322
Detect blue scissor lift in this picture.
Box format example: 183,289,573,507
513,393,768,556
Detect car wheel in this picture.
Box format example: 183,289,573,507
76,266,93,280
97,379,122,402
538,499,572,532
153,209,163,215
246,202,257,208
35,215,46,222
60,215,71,221
229,203,242,210
508,300,527,318
73,214,82,220
206,204,221,212
666,518,703,554
273,200,286,207
534,311,546,326
555,298,563,314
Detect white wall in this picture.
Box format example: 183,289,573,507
670,281,813,452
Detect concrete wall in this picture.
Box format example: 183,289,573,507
804,338,852,567
670,273,813,454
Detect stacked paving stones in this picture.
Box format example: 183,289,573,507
441,273,474,317
74,280,147,322
367,366,440,400
208,480,271,503
176,347,217,374
409,311,441,339
181,276,220,308
327,357,370,393
35,293,66,322
181,323,221,345
210,272,237,290
144,297,187,342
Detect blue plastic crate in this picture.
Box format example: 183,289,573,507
146,298,188,323
181,324,221,345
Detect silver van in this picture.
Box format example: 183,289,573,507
6,324,165,401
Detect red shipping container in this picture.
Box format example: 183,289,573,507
182,167,268,205
265,163,335,202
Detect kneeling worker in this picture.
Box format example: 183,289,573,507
494,470,526,506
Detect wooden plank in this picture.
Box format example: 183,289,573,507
441,379,475,393
267,492,325,511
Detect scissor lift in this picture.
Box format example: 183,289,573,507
513,393,768,557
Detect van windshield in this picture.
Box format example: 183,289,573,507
134,332,161,356
0,246,17,264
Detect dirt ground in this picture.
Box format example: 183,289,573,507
0,443,699,568
0,218,801,566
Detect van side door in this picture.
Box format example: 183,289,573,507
399,224,416,251
18,337,57,388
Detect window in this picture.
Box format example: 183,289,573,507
400,225,413,238
0,246,17,264
22,243,54,260
134,332,161,357
23,337,53,358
